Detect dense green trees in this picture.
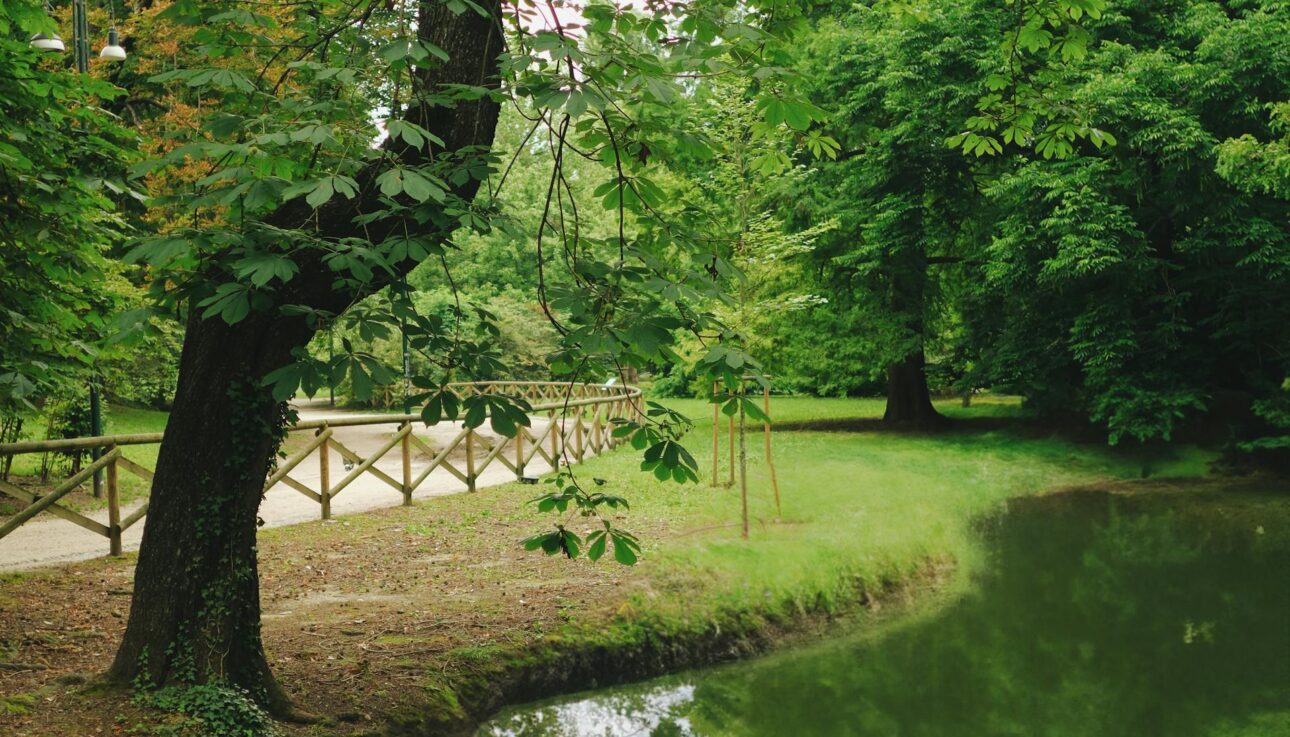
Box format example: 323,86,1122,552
962,0,1290,445
0,2,138,410
6,0,1289,720
769,0,1290,445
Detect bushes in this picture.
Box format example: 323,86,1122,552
37,386,103,481
100,317,183,410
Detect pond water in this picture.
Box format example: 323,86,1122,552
479,490,1290,737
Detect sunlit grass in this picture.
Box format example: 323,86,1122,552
554,394,1216,623
659,392,1025,427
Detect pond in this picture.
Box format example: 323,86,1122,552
479,489,1290,737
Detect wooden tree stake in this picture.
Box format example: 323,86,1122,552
728,412,736,487
401,421,412,506
711,381,720,487
739,382,749,539
764,384,780,517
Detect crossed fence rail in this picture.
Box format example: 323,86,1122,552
0,381,641,559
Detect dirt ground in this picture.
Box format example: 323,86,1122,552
0,478,668,736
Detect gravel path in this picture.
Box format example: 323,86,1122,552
0,403,566,571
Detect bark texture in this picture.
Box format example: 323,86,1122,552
108,2,505,711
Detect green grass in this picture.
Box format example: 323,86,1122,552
0,395,1239,734
662,392,1028,426
3,405,169,510
557,395,1216,623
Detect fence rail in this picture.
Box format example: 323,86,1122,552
0,381,641,559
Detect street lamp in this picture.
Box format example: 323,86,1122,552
30,0,127,68
29,32,66,51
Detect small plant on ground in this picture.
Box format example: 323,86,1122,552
134,683,278,737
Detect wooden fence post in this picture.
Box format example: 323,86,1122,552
464,428,477,492
401,421,412,506
574,410,584,462
607,401,617,448
107,446,121,556
548,410,560,470
515,428,525,479
319,426,331,520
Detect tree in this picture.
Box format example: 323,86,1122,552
653,76,837,395
105,0,824,713
106,0,510,711
0,1,138,410
1216,101,1290,456
962,0,1290,445
791,4,997,425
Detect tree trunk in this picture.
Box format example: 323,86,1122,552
107,312,308,713
108,0,505,713
883,349,943,426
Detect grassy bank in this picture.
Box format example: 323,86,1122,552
0,397,1227,736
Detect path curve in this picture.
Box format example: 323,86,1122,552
0,403,570,572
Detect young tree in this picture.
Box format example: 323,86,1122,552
662,77,837,390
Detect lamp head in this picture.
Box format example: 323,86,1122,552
30,33,66,52
99,28,126,61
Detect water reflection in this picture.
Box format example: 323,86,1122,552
482,491,1290,737
485,686,697,737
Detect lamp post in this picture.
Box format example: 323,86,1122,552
31,0,127,497
90,379,103,497
400,278,411,415
71,0,89,72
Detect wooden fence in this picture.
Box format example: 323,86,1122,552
0,381,641,559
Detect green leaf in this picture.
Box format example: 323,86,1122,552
587,530,607,561
233,252,298,287
305,179,334,208
611,531,639,565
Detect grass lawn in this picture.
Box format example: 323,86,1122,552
567,394,1213,620
1,395,1257,737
